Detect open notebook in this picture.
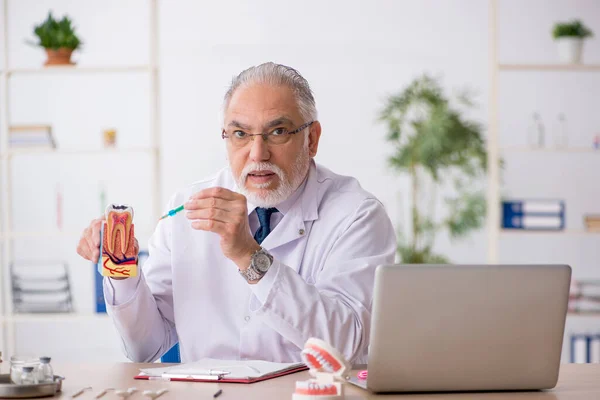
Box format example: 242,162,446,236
135,358,308,384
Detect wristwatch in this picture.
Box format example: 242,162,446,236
238,247,273,282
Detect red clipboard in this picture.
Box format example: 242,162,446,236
134,364,308,384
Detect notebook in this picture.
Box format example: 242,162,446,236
135,358,308,384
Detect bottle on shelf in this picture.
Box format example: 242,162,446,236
553,113,568,148
37,356,54,383
527,112,545,148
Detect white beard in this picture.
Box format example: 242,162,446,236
236,143,310,208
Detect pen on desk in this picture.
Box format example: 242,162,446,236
213,389,223,398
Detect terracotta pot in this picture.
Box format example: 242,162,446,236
44,48,75,66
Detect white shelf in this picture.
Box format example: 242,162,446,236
1,65,152,76
0,0,162,361
501,146,600,153
0,230,81,240
499,63,600,72
0,313,110,323
501,229,600,236
567,311,600,317
1,146,157,158
0,229,154,240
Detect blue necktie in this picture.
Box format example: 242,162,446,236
254,207,278,245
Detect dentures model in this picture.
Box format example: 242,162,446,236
293,338,351,399
98,204,138,277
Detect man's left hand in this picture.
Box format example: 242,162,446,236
184,187,260,270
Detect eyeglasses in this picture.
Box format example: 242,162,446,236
221,121,314,148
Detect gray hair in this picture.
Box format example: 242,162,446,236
223,62,318,121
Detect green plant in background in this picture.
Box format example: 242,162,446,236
379,74,488,264
29,11,82,50
552,19,593,39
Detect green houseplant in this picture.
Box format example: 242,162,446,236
29,12,82,66
552,19,593,64
379,74,488,263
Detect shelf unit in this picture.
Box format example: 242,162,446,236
501,147,600,153
500,230,600,236
0,65,152,75
487,0,600,262
0,0,161,358
488,1,600,364
499,64,600,72
0,146,158,158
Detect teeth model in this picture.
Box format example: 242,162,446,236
98,203,138,277
293,338,351,399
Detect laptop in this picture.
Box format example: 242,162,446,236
350,264,571,393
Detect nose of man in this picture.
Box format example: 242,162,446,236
248,136,271,162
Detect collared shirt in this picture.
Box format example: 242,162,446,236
104,160,396,364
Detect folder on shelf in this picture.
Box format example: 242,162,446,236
135,358,308,384
570,334,600,363
502,199,565,230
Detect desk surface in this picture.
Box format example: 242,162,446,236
1,362,599,399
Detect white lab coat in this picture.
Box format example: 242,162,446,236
104,161,396,364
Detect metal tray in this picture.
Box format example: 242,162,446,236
0,375,64,398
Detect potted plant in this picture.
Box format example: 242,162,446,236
552,19,593,64
29,11,82,66
378,74,488,263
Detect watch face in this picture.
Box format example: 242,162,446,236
254,253,271,272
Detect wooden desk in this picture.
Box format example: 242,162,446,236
1,363,599,399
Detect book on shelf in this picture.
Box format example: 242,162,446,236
502,199,565,230
8,125,56,149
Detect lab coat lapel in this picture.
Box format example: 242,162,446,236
259,206,306,251
258,161,320,254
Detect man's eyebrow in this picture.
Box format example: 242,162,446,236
228,120,252,130
264,117,294,129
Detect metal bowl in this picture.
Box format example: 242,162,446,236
0,374,64,398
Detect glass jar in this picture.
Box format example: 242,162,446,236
10,356,40,384
20,366,38,385
37,357,54,383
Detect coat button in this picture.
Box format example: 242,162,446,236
245,316,250,322
298,229,305,235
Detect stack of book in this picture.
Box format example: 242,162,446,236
569,280,600,314
584,215,600,232
502,199,565,231
8,125,56,149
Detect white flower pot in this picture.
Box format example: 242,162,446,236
555,37,584,64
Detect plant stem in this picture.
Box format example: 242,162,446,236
410,162,419,256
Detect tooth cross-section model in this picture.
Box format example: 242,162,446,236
98,204,138,277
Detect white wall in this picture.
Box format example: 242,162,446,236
1,0,599,362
